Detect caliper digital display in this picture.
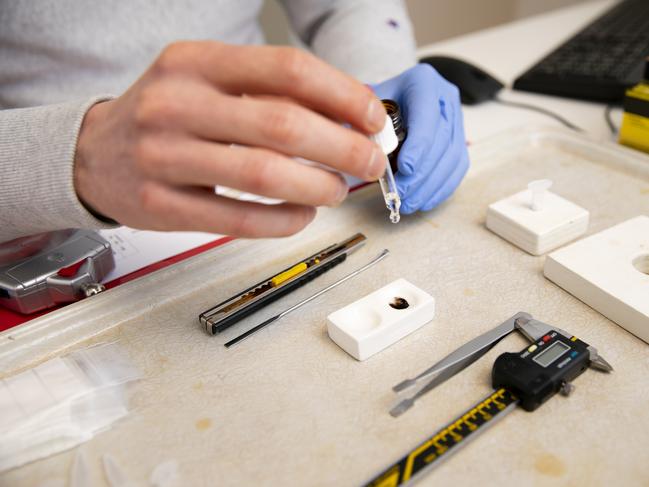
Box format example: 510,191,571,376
533,340,570,367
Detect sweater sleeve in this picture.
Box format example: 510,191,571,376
0,95,119,244
278,0,417,84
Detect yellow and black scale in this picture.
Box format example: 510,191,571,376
366,388,518,487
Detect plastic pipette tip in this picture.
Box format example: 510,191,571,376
387,195,401,223
378,160,401,224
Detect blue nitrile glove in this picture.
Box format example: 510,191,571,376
372,64,470,214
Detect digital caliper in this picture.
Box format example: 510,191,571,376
365,312,612,486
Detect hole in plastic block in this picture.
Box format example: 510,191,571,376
632,254,649,275
345,307,382,333
389,297,410,309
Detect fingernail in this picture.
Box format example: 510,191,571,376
367,146,387,180
366,97,386,131
333,183,349,206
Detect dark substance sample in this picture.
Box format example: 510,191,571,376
381,99,407,173
389,296,409,310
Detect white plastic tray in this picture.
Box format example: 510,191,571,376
1,127,648,486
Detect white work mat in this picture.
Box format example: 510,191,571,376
1,127,648,486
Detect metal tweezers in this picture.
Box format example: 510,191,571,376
390,312,612,417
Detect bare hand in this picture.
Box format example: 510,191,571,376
74,41,387,237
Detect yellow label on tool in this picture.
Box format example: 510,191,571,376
271,263,308,286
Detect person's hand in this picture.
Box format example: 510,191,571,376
74,41,388,237
373,64,470,214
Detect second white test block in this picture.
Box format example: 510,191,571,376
486,180,589,255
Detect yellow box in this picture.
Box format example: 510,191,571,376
619,64,649,154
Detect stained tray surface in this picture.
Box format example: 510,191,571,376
1,127,648,486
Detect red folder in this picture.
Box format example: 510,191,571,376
0,236,234,332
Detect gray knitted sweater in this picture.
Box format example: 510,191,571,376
0,0,416,243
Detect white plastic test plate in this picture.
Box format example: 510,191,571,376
326,278,435,361
544,215,649,343
486,188,589,255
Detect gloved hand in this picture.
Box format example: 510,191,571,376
372,64,470,214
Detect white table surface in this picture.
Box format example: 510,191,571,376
417,0,620,144
4,2,648,486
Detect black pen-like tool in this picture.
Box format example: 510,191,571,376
224,249,390,348
200,233,367,335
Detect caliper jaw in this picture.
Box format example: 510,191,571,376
586,345,614,372
514,316,569,342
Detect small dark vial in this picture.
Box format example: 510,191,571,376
389,296,409,310
381,99,407,173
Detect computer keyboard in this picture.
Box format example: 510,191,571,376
513,0,649,102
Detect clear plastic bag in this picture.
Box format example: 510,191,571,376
0,342,140,472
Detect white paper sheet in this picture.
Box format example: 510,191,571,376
97,180,358,283
98,228,223,282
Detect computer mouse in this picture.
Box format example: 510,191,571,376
420,55,504,105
